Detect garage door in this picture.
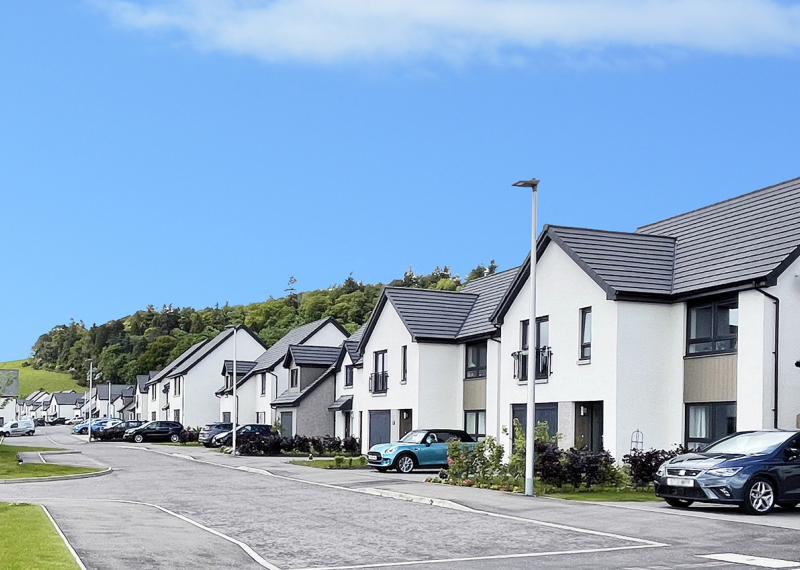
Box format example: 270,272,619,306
369,410,391,448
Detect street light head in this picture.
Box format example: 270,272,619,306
512,178,540,189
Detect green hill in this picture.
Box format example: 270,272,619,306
0,360,83,399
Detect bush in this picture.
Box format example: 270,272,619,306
179,428,199,444
234,432,361,457
622,446,687,487
342,436,360,454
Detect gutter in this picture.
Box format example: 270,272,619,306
755,287,780,429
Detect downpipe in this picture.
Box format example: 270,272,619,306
755,287,779,429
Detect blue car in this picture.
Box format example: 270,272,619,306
71,418,116,436
655,430,800,515
367,429,475,473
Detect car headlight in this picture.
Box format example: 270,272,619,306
386,447,396,454
656,463,667,477
706,467,742,478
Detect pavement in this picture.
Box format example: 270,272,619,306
1,426,800,570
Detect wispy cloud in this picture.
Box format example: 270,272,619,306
93,0,800,64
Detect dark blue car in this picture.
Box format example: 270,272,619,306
655,430,800,515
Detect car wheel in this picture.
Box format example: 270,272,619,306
202,442,211,448
664,498,693,509
740,477,776,515
169,434,180,443
778,502,798,510
133,434,144,443
395,454,416,474
80,428,88,435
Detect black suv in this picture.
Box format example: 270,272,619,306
123,421,183,443
210,424,272,447
96,420,144,441
199,423,234,447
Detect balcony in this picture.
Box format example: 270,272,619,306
535,347,552,380
370,372,388,394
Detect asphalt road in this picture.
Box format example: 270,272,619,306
1,426,799,570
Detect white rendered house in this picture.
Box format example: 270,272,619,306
490,176,800,459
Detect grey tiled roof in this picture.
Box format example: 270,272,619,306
136,374,151,394
271,362,338,409
147,340,209,386
548,226,676,295
458,268,520,338
271,390,302,407
222,360,257,376
285,345,341,368
249,317,347,375
637,176,800,294
343,324,366,365
382,287,478,340
52,392,82,405
168,327,263,378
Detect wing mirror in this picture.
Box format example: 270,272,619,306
785,448,800,461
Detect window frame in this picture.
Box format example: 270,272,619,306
535,316,550,380
260,374,267,396
465,341,487,379
371,350,388,394
290,368,299,389
344,365,354,388
401,345,408,384
464,409,486,439
579,307,592,361
686,295,739,356
685,401,737,450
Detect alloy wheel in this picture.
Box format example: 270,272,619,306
747,480,775,514
396,455,414,473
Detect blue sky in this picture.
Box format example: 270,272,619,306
2,1,800,360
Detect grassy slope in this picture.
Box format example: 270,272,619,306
0,359,83,398
0,444,101,479
0,502,80,570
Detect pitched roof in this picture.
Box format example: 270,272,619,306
166,326,268,378
147,340,210,386
284,345,342,368
52,392,82,406
343,325,366,365
221,360,257,376
136,373,154,394
271,362,337,408
249,317,348,375
636,176,800,294
458,268,520,338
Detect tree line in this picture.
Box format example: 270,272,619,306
29,262,498,386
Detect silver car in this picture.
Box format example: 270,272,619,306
1,419,36,437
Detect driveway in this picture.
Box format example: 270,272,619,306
2,426,800,570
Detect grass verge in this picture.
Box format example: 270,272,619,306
155,442,204,447
289,458,368,469
0,359,83,396
0,444,101,479
0,502,80,569
543,487,660,502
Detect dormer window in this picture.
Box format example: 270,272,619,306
290,369,299,389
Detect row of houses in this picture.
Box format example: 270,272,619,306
13,384,136,423
134,176,800,459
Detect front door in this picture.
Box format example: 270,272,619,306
343,411,352,438
369,410,391,448
280,412,293,438
510,403,560,449
575,401,603,452
399,409,413,439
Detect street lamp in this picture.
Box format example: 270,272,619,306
86,360,93,442
225,325,238,455
512,177,540,497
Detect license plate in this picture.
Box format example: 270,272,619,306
368,453,378,460
666,477,695,488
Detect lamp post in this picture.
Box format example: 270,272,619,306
226,325,238,455
512,177,540,497
86,360,93,441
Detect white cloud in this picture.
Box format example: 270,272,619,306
93,0,800,64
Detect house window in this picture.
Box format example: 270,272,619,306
687,296,738,355
222,412,231,423
401,345,408,384
261,374,267,396
343,411,352,438
151,411,156,421
290,369,299,389
686,402,736,450
174,409,180,423
580,308,592,360
464,410,486,439
256,411,266,424
535,316,550,380
174,378,181,396
371,350,388,394
150,386,156,401
345,365,354,388
465,342,487,378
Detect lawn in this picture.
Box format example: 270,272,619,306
0,443,101,479
0,359,83,397
155,442,204,447
289,458,368,469
0,502,80,570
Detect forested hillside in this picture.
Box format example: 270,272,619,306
29,262,498,386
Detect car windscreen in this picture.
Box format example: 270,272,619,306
703,431,795,455
399,430,427,444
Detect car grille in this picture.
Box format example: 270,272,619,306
658,485,705,499
368,452,382,461
666,468,702,477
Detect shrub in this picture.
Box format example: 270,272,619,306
179,428,199,444
622,446,687,487
342,436,360,454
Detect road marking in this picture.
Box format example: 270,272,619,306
293,544,665,570
134,446,666,548
697,554,800,568
41,505,89,570
113,499,282,570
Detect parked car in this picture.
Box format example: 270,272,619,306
34,418,46,427
47,417,67,426
95,420,144,441
209,424,272,448
72,418,115,435
65,417,83,425
198,422,234,447
0,419,36,437
123,421,183,443
367,429,475,473
655,430,800,515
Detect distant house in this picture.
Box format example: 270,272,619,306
45,391,82,420
18,390,49,419
134,372,157,421
0,369,19,427
329,326,365,440
110,391,135,421
218,317,349,427
81,384,133,419
146,326,268,427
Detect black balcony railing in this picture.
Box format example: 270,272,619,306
370,372,388,394
535,347,552,380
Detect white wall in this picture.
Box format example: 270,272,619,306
737,290,774,430
417,343,462,430
770,256,800,430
